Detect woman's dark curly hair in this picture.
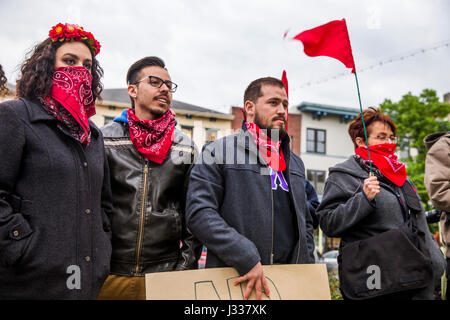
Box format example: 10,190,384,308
0,64,9,96
16,38,103,101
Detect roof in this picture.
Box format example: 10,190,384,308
297,101,360,116
296,101,360,123
100,88,227,116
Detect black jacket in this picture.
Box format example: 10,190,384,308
186,124,316,276
0,98,112,299
101,120,202,276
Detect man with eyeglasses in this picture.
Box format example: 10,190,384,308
97,56,202,300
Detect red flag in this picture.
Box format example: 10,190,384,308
281,70,289,130
292,19,356,73
239,107,246,121
281,70,288,98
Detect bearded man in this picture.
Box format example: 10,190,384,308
186,77,315,300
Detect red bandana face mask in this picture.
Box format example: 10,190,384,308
127,109,176,164
40,66,95,145
50,66,96,134
245,122,286,172
355,143,407,187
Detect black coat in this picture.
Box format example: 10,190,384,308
0,98,112,299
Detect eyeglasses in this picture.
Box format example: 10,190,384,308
134,75,178,93
368,135,398,143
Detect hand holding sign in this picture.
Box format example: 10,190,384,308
233,261,270,300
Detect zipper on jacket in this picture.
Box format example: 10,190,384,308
270,183,275,265
135,161,149,274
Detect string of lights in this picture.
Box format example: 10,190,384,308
293,40,450,90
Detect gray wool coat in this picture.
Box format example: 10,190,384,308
317,156,445,300
186,125,316,276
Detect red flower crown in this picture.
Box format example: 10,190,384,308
49,23,101,56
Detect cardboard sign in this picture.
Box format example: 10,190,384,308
145,264,331,300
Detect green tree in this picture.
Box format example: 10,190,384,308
380,89,450,215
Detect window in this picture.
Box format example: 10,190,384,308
104,116,115,125
181,125,193,139
398,136,410,159
306,128,326,154
205,128,218,143
307,170,326,195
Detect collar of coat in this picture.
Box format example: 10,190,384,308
20,97,100,139
235,120,291,171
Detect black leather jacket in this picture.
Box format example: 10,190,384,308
101,120,202,276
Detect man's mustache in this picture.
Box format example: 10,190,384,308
272,116,286,123
154,94,170,100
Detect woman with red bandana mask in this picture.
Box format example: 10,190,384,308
317,107,445,300
0,23,112,299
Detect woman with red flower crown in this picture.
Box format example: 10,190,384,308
0,23,112,299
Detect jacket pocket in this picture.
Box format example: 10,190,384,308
145,208,183,256
2,218,34,267
1,193,34,267
168,208,183,240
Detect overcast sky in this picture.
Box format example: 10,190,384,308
1,0,449,113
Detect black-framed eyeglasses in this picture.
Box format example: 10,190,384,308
368,135,398,143
134,75,178,93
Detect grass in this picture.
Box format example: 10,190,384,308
328,269,343,300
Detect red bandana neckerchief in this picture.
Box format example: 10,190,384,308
245,122,286,171
127,108,176,164
39,66,95,145
355,143,407,187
